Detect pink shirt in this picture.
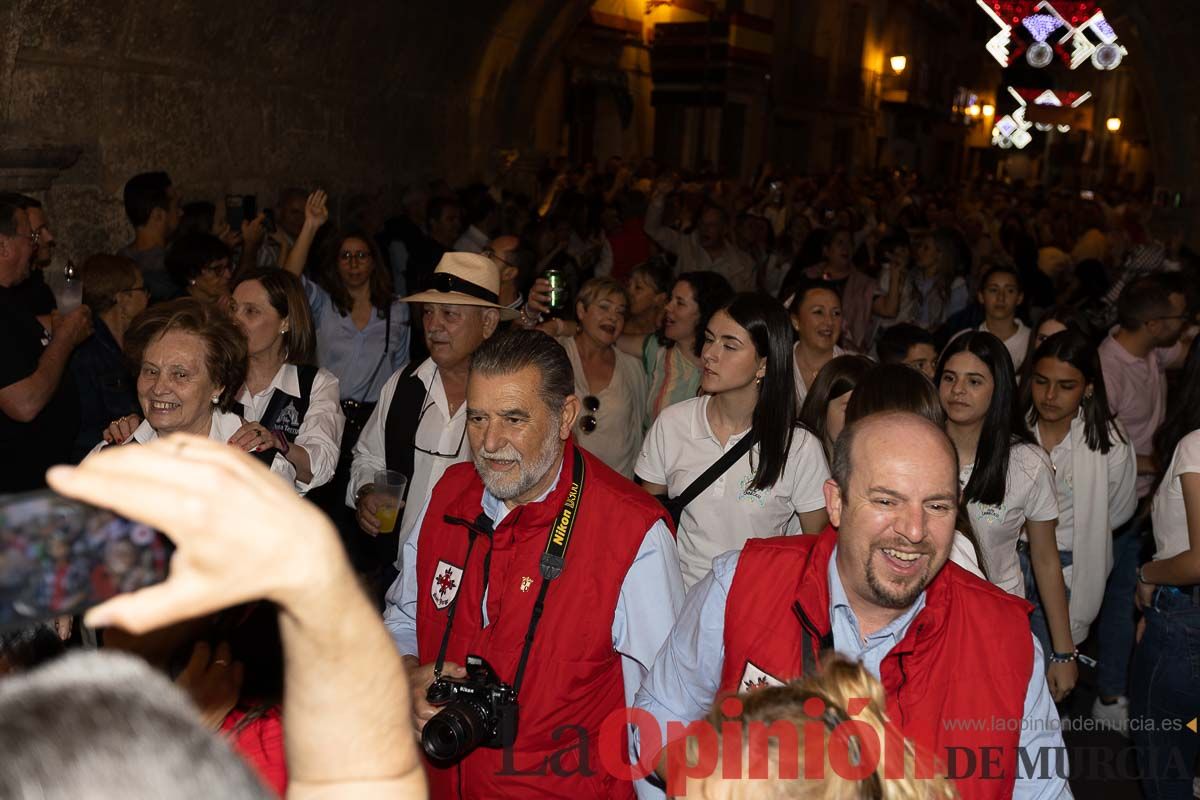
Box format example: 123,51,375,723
1098,334,1177,497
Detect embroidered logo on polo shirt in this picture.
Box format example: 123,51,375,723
976,502,1005,526
739,661,785,692
736,474,766,507
431,560,464,610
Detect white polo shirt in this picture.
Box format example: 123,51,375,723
962,441,1058,596
980,318,1032,371
636,395,830,588
1151,429,1200,562
948,319,1032,372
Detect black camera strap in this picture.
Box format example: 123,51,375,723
512,448,584,694
433,448,585,694
433,513,492,680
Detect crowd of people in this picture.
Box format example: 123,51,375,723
0,158,1198,799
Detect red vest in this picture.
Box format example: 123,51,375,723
719,528,1033,800
416,443,669,799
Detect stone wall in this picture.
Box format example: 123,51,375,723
1,0,1195,263
0,0,589,262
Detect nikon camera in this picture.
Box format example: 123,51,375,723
421,654,518,764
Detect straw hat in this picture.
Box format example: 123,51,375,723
400,252,520,319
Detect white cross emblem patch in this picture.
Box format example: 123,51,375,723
431,560,464,610
739,661,785,693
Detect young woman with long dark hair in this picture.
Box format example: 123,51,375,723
1017,305,1090,386
937,331,1076,700
1020,331,1137,659
637,292,830,588
797,354,872,461
1132,336,1200,798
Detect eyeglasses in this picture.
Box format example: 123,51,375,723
412,371,467,458
580,395,600,434
482,246,517,269
338,250,373,263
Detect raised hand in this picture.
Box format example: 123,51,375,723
304,189,329,230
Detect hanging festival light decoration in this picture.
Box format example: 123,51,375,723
991,87,1091,149
975,1,1127,70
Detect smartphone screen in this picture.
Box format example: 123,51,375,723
0,491,171,631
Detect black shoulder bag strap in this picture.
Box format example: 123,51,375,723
432,448,585,697
672,432,756,515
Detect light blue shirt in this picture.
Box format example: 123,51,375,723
303,276,410,403
384,458,686,800
634,548,1072,799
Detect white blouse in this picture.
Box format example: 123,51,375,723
559,336,647,479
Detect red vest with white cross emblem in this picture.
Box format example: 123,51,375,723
719,528,1034,800
415,442,670,799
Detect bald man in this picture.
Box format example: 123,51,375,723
635,412,1071,799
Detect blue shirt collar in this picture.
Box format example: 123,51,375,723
827,545,927,651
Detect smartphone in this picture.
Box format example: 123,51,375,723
243,195,258,223
262,208,276,234
0,491,171,631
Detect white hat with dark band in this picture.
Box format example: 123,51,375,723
399,252,520,319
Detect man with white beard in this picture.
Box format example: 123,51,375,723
383,328,685,799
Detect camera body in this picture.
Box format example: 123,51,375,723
422,654,518,764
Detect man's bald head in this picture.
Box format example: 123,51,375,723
825,411,961,616
831,411,958,499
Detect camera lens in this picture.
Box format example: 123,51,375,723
422,702,489,764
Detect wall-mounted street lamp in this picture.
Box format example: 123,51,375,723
890,55,908,75
1106,116,1122,132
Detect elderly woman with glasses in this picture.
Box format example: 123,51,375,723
557,277,647,478
164,232,235,309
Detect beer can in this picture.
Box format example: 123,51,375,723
545,269,566,311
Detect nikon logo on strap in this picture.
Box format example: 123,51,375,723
551,479,581,547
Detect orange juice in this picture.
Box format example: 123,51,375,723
375,505,399,533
